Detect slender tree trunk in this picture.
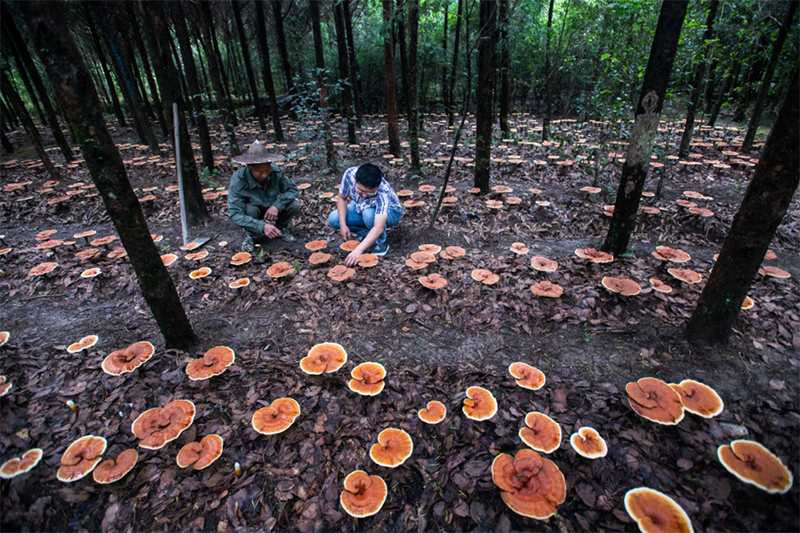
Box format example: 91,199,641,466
21,0,197,350
232,0,266,132
83,5,126,129
703,57,719,114
1,4,72,161
408,0,421,174
208,5,238,127
195,2,240,155
687,67,799,344
1,128,13,153
173,1,214,173
742,1,797,153
396,1,410,120
334,2,356,145
124,34,156,124
272,0,298,121
708,61,738,127
542,0,554,141
498,0,510,136
474,0,496,193
601,0,688,257
254,1,284,142
139,1,209,225
343,0,363,126
679,0,719,157
441,5,448,106
310,0,336,171
383,0,401,156
3,37,47,128
447,0,463,127
0,70,59,180
1,95,19,130
127,2,169,137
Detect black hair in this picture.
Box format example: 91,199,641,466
355,163,383,189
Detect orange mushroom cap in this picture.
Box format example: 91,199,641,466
652,246,691,263
132,400,196,449
0,448,44,479
93,449,138,484
349,362,386,396
418,184,436,192
602,277,642,296
486,200,504,209
440,246,466,260
492,448,567,519
570,427,608,458
508,362,546,390
418,401,447,424
180,241,201,251
0,375,11,397
161,254,178,266
462,386,498,421
624,487,694,533
419,273,448,289
301,343,348,374
760,266,791,279
505,196,523,205
531,256,558,272
650,278,673,293
626,377,685,425
189,267,212,279
67,335,99,354
340,470,388,518
0,332,8,347
519,413,561,454
410,252,436,264
305,240,328,251
308,251,332,265
370,428,413,468
230,252,252,265
471,269,500,285
510,242,529,254
396,189,414,197
186,346,236,380
340,240,360,251
28,262,58,276
492,185,513,193
419,244,441,254
357,254,379,267
176,435,224,470
717,440,793,494
668,268,702,284
574,248,613,263
229,278,250,289
57,435,107,482
75,248,101,261
581,186,601,194
669,380,723,418
267,261,294,278
102,341,155,376
741,296,754,309
80,267,102,278
252,398,301,435
530,281,564,298
328,264,356,281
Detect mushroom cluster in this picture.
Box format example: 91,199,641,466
56,435,107,482
349,362,386,396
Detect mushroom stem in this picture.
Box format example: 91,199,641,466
67,400,79,414
235,462,242,477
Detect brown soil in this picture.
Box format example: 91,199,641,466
1,116,798,533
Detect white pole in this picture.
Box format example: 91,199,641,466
174,103,188,246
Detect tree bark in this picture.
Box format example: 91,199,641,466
407,0,420,174
0,70,60,181
209,6,238,127
474,0,496,193
272,0,298,121
382,0,401,156
741,0,797,153
82,5,126,129
334,2,356,145
447,0,463,127
139,1,209,226
708,61,738,127
687,66,799,344
498,0,510,136
21,0,197,350
679,0,719,157
542,0,554,141
441,4,448,106
343,0,363,126
310,0,336,171
173,1,214,173
601,0,688,257
254,0,284,142
127,2,169,137
2,35,47,128
232,0,266,132
396,1,410,120
1,3,73,161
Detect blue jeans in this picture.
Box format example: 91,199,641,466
328,203,403,249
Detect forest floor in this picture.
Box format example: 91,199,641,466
0,113,798,533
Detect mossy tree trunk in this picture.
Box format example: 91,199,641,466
601,0,688,258
687,67,799,345
21,0,197,350
474,0,496,193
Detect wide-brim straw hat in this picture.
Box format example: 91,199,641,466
231,140,283,165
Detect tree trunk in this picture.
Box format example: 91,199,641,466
447,0,463,127
209,6,238,127
498,0,510,136
310,0,336,171
1,94,19,130
1,128,13,154
542,0,555,141
441,5,448,106
123,33,157,125
232,0,266,132
127,2,169,137
708,61,738,127
195,2,240,155
1,3,73,161
687,67,798,344
0,70,60,181
679,0,719,157
343,0,363,126
601,0,688,258
334,2,356,145
407,0,420,174
21,0,198,350
173,1,214,173
3,36,48,128
396,1,410,120
741,1,797,153
254,1,284,142
382,0,401,156
474,0,496,193
703,57,719,114
83,5,126,129
272,0,298,121
139,1,209,226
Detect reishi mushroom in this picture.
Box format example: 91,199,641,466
67,335,99,354
471,269,500,285
624,487,694,533
717,440,793,494
267,261,294,278
530,281,564,298
176,435,224,470
93,449,138,484
0,448,44,479
252,398,301,435
492,448,567,519
349,362,386,396
186,346,236,380
574,248,613,263
230,252,251,266
189,267,212,279
462,386,497,421
602,277,642,296
308,252,332,265
668,268,702,284
669,380,724,418
530,256,558,272
357,254,378,267
418,401,447,424
626,377,685,425
369,428,413,468
508,362,546,390
419,273,448,290
439,246,466,260
570,427,608,458
328,265,356,281
305,240,328,251
519,412,561,454
132,400,196,450
340,470,388,518
652,246,691,263
56,435,107,482
301,343,348,374
510,242,529,254
0,376,11,397
101,341,155,376
28,262,58,276
340,240,360,252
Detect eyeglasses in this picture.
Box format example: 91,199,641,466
354,185,378,198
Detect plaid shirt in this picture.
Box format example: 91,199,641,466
339,166,402,216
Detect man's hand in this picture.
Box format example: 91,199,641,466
264,206,279,222
262,223,282,239
344,250,362,267
340,225,351,242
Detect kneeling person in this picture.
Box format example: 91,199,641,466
228,141,300,251
328,163,403,266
